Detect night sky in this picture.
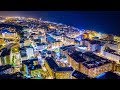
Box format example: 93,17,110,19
0,11,120,35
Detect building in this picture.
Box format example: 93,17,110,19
51,31,63,41
72,70,90,79
52,41,63,49
63,36,75,46
112,63,120,72
67,51,86,71
114,35,120,43
33,39,41,43
37,53,44,66
89,40,102,52
10,47,21,67
1,29,17,39
46,34,63,49
0,72,24,79
82,39,103,52
107,43,119,51
0,65,14,75
44,57,73,79
20,47,27,63
24,39,32,46
80,52,113,78
22,58,42,79
0,38,5,45
38,36,46,43
107,34,114,41
46,34,57,44
103,48,120,64
20,39,24,48
0,48,11,65
34,43,47,51
60,45,75,57
25,46,34,59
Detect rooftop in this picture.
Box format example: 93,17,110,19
72,70,90,79
45,57,73,72
28,64,41,70
56,67,73,72
22,58,41,70
0,72,24,79
105,48,120,57
89,40,101,44
69,51,86,63
0,48,11,57
45,57,59,70
20,50,27,57
36,43,46,46
31,33,37,35
52,31,62,36
24,46,33,49
60,45,75,51
22,58,38,64
0,65,12,72
34,39,41,42
46,34,57,43
82,52,111,69
1,29,14,33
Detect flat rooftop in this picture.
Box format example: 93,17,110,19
83,39,102,44
36,43,46,46
46,34,57,43
72,70,90,79
22,58,41,70
34,39,41,42
69,51,86,63
45,57,73,72
82,52,111,69
105,48,120,57
52,31,62,36
0,65,12,72
60,45,75,51
89,40,101,44
0,48,11,57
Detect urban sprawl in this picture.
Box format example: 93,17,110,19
0,16,120,79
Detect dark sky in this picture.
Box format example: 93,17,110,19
0,11,120,35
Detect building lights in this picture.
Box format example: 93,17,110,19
0,16,119,79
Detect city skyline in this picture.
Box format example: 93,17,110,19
0,11,120,35
0,14,120,79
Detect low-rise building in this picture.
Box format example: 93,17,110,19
44,57,73,79
1,29,17,39
22,58,42,79
72,70,90,79
25,46,34,59
0,65,14,75
67,51,86,71
20,47,27,62
34,43,47,51
103,48,120,64
80,52,113,78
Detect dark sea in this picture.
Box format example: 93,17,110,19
0,11,120,35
